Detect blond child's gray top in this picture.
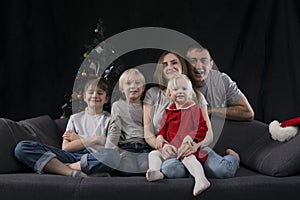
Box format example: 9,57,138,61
105,98,146,148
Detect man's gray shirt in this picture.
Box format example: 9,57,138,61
197,69,244,108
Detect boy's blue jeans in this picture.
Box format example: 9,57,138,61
14,140,121,174
161,147,240,179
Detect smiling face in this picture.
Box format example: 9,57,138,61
122,77,144,103
119,68,145,103
187,48,213,87
83,86,108,113
169,78,190,106
167,75,194,108
162,53,183,81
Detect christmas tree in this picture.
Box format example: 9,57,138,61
61,18,126,118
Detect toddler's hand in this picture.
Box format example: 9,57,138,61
177,140,198,160
161,144,177,160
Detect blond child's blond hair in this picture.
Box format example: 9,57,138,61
166,74,196,102
118,68,146,92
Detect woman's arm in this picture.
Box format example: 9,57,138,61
198,105,213,147
143,103,157,148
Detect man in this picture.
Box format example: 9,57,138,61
186,46,254,121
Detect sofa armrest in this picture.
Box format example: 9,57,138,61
0,115,61,173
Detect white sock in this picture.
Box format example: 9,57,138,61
146,169,164,181
146,150,164,181
182,155,210,196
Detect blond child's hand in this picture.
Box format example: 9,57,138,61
112,146,125,158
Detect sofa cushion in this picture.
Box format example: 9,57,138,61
0,115,60,173
213,119,300,177
213,119,268,155
54,117,69,138
240,128,300,177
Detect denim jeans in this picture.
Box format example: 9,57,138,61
14,140,121,175
114,143,151,176
79,148,121,174
161,146,240,179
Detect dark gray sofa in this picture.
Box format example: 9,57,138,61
1,115,300,200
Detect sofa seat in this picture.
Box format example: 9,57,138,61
1,166,300,200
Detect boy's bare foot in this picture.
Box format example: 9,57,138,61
226,149,240,160
68,162,81,171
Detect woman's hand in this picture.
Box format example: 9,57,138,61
155,135,167,150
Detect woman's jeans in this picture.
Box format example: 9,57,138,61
161,147,240,179
14,140,121,174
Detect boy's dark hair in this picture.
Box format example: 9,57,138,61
84,77,111,112
84,77,109,95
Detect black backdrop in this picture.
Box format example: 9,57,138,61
1,0,300,123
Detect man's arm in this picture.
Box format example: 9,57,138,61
208,96,254,121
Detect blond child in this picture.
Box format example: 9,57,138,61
146,74,210,196
105,68,151,175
